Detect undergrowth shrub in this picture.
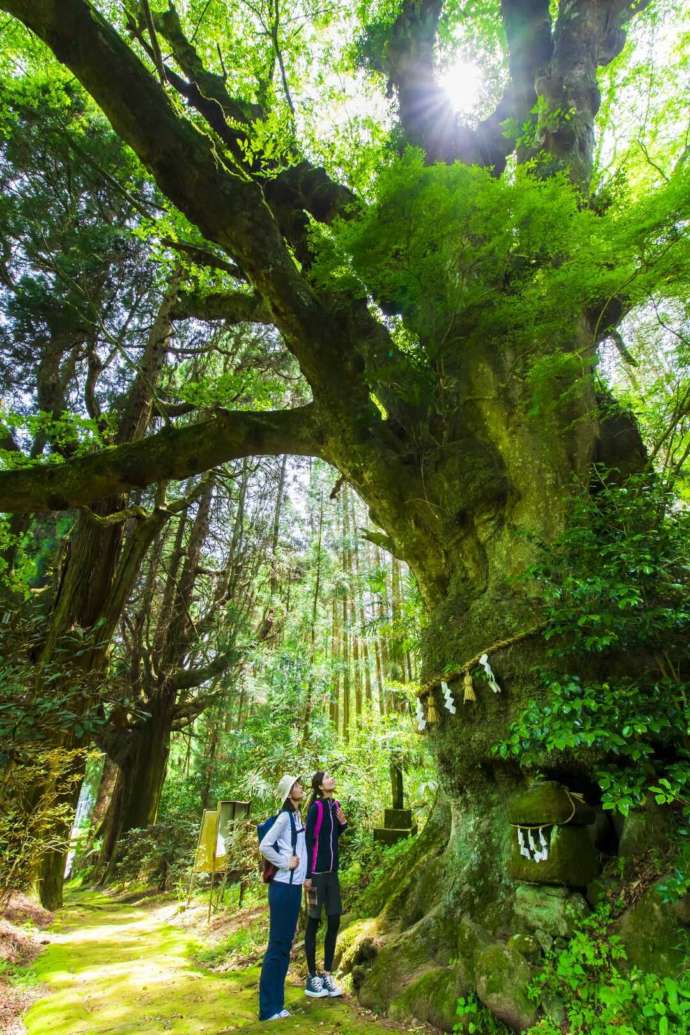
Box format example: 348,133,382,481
108,820,197,893
454,993,510,1032
455,907,690,1034
526,907,690,1034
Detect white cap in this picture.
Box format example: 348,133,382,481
276,774,299,804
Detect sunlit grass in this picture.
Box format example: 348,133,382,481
22,888,408,1034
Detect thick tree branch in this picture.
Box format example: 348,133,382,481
381,0,648,182
171,690,224,728
534,0,653,181
154,4,263,127
0,404,322,513
172,289,272,324
380,0,553,170
0,0,353,396
78,505,151,527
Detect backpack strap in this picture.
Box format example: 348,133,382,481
311,799,324,875
288,810,297,885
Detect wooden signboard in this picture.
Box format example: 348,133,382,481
194,809,219,873
217,799,251,860
188,801,252,919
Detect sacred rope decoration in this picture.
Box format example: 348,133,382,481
415,624,545,731
510,788,584,865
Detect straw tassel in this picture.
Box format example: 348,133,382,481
537,826,549,862
463,670,476,703
426,695,439,724
518,827,530,859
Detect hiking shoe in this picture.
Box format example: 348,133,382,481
322,973,343,997
305,974,329,998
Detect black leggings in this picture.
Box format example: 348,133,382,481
305,913,340,975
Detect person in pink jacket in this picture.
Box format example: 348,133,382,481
303,771,347,999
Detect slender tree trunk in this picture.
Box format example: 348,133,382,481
343,487,362,720
83,757,119,856
330,593,340,730
268,454,287,603
351,492,373,708
200,711,220,811
368,541,387,716
339,490,351,736
374,634,386,717
302,487,324,734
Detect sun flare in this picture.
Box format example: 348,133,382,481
439,57,482,114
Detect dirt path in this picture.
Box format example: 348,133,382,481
22,889,416,1035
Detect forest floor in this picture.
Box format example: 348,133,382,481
16,887,429,1035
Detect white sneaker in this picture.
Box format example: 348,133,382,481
266,1013,284,1021
279,1010,291,1018
305,974,329,998
322,973,343,997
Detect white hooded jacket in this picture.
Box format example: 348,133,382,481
259,810,308,885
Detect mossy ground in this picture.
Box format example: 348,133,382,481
22,887,418,1034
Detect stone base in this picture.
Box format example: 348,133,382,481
385,808,414,828
514,884,590,939
374,825,418,845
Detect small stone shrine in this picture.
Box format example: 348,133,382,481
508,779,600,887
373,756,418,845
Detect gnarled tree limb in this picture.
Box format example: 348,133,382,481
151,4,359,258
381,0,552,170
0,404,322,513
381,0,650,181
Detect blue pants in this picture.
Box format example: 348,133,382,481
258,881,302,1020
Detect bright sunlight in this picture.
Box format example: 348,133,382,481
439,55,483,114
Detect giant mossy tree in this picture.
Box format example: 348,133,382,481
1,0,689,1024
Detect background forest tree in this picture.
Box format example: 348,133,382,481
0,0,688,1030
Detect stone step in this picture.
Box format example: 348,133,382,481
373,824,418,845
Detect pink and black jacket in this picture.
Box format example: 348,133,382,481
305,798,347,877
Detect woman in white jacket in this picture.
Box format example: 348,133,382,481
258,774,308,1021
